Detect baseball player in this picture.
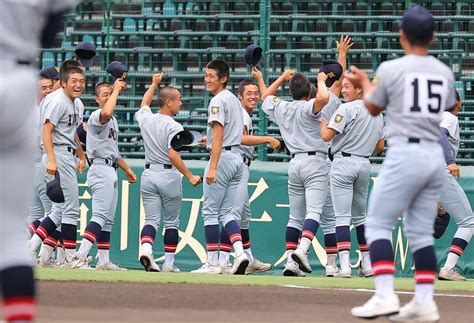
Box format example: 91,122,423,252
137,74,202,273
348,5,457,321
69,79,137,270
29,59,87,267
28,74,55,236
191,59,248,275
217,77,279,274
0,1,76,321
257,69,337,277
320,77,385,278
437,91,473,281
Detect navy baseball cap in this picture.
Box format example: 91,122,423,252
401,5,435,44
244,44,265,70
40,66,59,80
170,130,194,150
75,41,97,67
106,61,128,81
319,59,343,88
46,172,65,203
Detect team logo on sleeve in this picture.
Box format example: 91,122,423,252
211,106,220,115
334,114,343,123
272,96,281,104
371,76,380,87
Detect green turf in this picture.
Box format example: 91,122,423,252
36,268,474,293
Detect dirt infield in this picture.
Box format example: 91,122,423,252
36,280,473,322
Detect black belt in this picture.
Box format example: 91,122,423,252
408,137,420,143
17,60,33,66
291,151,316,158
91,158,117,169
243,156,251,167
341,152,369,159
145,164,173,169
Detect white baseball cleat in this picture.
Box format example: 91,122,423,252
64,255,93,269
139,252,161,272
339,268,352,278
291,248,312,273
96,262,127,271
438,267,466,281
37,257,57,268
351,293,400,319
283,261,306,277
221,262,232,275
358,264,374,278
191,263,222,274
325,265,340,277
162,264,181,273
245,258,272,274
389,298,439,322
231,253,249,275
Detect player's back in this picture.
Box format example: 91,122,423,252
86,109,119,161
370,55,456,142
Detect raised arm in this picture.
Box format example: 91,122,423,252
260,69,295,101
100,79,127,124
251,68,268,95
141,73,163,108
313,72,330,114
330,35,353,97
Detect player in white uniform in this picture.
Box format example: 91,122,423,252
29,60,87,266
348,5,457,321
28,75,54,236
192,60,250,275
437,91,474,281
70,79,137,270
320,77,384,278
137,74,201,273
0,1,76,320
217,78,279,274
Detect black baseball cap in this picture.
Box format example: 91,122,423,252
40,66,60,80
401,5,435,45
244,44,265,70
75,41,97,67
319,59,343,88
46,172,65,203
106,61,128,81
170,130,194,150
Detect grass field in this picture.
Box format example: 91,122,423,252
36,268,474,293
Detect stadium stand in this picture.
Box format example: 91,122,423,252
39,0,474,163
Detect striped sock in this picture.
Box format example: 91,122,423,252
97,231,111,264
300,219,319,253
336,226,351,271
219,227,232,266
370,239,395,298
413,245,437,305
285,226,300,262
164,228,178,266
28,220,41,237
205,225,220,266
140,225,157,255
1,266,36,322
324,233,337,268
31,217,57,252
78,221,102,259
241,229,254,263
445,237,468,270
224,220,244,257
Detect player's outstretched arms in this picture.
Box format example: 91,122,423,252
100,79,127,123
117,158,137,183
261,69,295,101
242,135,281,151
140,73,163,108
168,149,202,186
331,35,353,97
313,73,330,114
251,68,268,97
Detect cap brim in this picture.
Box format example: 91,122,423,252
79,58,93,68
182,131,204,147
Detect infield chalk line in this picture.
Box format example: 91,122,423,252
280,285,474,298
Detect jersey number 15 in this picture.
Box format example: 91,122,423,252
403,73,448,119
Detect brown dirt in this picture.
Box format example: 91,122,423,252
31,281,473,322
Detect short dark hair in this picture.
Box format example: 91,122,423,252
95,82,112,96
158,86,179,107
60,59,84,82
206,59,230,86
39,75,51,81
237,78,259,96
289,73,311,100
